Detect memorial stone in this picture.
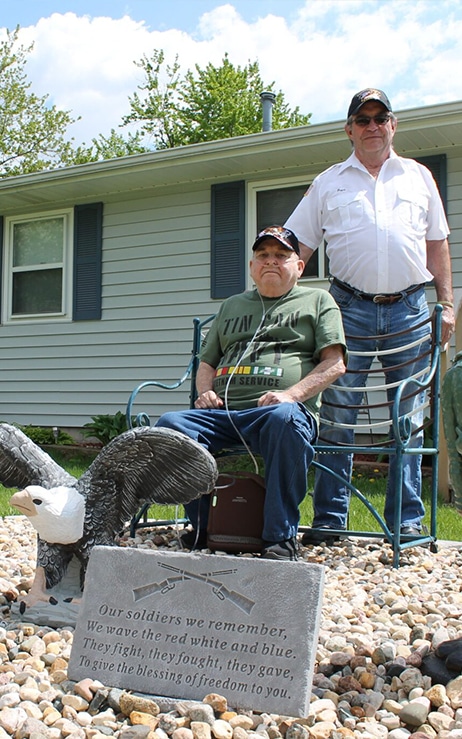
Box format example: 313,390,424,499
69,546,325,716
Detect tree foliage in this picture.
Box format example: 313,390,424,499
0,27,79,176
0,28,148,175
123,51,311,149
71,129,149,164
0,29,311,175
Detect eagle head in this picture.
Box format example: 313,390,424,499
10,485,85,545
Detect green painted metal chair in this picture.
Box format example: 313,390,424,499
125,307,443,567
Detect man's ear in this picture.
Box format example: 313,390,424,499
344,122,353,140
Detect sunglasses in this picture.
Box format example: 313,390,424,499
353,113,392,127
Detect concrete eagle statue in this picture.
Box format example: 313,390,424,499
0,423,217,609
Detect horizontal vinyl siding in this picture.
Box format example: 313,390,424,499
446,156,462,308
103,193,214,319
0,188,223,428
0,328,207,428
426,154,462,368
2,152,462,431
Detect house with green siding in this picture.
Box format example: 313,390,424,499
0,100,461,433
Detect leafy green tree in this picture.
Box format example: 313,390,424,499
122,49,184,149
69,129,150,164
0,29,311,173
123,51,310,149
0,27,79,176
0,27,146,173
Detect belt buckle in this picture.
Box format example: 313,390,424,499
373,294,388,304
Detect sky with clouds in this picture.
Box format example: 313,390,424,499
2,0,462,146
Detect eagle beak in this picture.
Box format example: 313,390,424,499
10,490,37,517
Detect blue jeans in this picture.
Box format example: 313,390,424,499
313,282,431,531
156,402,317,542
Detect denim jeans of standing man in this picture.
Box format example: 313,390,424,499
156,401,317,542
312,282,431,532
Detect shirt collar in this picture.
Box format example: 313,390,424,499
338,149,404,175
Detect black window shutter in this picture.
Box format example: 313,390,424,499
416,154,447,210
73,202,103,320
211,181,245,299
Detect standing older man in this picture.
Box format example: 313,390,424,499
285,88,454,543
156,226,346,560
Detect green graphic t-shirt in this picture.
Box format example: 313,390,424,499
200,285,346,420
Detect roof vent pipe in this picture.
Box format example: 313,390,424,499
260,91,276,132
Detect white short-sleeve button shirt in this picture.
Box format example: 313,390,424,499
285,150,449,294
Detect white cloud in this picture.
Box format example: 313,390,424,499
7,0,462,145
18,13,155,141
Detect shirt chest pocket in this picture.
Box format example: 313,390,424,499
325,191,365,230
395,187,428,229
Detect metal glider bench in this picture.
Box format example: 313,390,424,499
125,306,443,568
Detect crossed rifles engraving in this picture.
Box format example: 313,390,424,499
132,562,255,615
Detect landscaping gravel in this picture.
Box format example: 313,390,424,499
1,515,462,739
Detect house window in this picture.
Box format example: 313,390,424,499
5,211,72,321
256,184,328,279
1,203,103,324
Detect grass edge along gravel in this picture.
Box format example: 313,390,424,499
0,447,460,542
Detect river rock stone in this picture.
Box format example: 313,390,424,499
399,698,431,726
191,722,212,739
3,516,462,739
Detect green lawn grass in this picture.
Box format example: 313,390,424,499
1,448,461,541
301,470,462,541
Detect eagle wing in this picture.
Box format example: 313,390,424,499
2,425,218,595
76,426,218,536
0,423,77,490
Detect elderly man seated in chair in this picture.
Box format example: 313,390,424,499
156,226,347,560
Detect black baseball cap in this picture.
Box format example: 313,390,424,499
348,88,392,118
252,226,300,256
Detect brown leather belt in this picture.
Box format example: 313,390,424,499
332,278,425,305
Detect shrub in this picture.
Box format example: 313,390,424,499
16,425,74,446
82,411,131,446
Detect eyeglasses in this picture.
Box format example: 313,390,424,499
353,113,392,127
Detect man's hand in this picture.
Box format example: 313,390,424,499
440,305,455,348
195,362,224,408
195,391,224,409
257,391,295,406
427,238,454,347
